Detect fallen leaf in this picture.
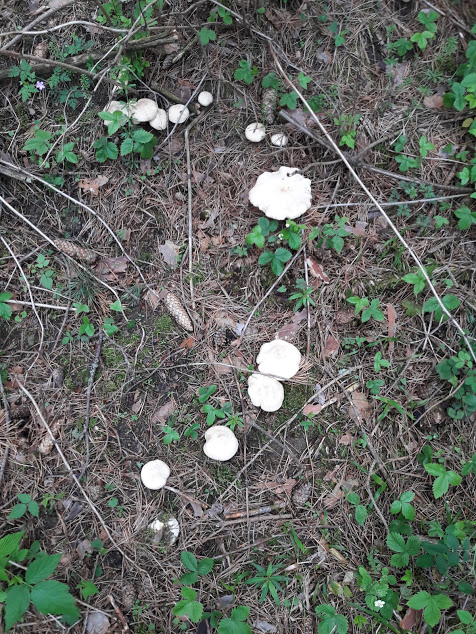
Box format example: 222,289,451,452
276,309,307,341
348,391,371,423
314,383,326,406
345,221,368,236
303,403,322,416
390,61,409,87
254,622,277,634
387,304,397,354
339,432,353,445
423,94,443,109
94,256,128,281
198,209,218,230
255,479,296,495
144,288,163,311
86,612,110,634
316,48,332,64
323,484,344,509
179,337,195,349
131,395,143,414
400,607,422,631
158,240,180,267
306,257,329,287
76,539,93,560
324,334,339,358
78,175,108,196
151,399,177,425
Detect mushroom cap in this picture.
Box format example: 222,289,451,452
245,122,266,142
131,98,158,123
148,518,165,540
257,340,302,380
140,459,170,490
166,517,180,545
203,425,238,461
168,104,190,124
148,517,179,545
249,166,312,220
198,91,213,107
149,108,168,130
248,373,284,412
270,133,288,147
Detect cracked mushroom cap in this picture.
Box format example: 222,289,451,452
198,91,213,107
149,108,168,130
248,373,284,412
248,166,312,220
140,459,170,490
245,122,266,142
257,340,302,380
131,98,158,123
168,104,190,124
203,425,238,461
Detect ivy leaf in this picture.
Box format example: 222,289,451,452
5,585,30,631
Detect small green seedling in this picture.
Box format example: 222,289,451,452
8,494,39,520
179,551,214,585
424,463,462,499
390,491,415,520
347,492,368,526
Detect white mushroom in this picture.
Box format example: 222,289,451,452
248,166,311,220
198,91,213,107
245,122,266,143
131,98,158,123
257,340,302,380
203,426,238,461
166,517,180,545
140,459,170,490
149,108,168,130
270,133,288,147
148,516,180,545
248,373,284,412
148,518,165,541
168,104,190,124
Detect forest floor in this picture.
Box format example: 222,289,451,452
0,0,475,632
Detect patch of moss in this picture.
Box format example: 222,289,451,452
155,313,174,338
102,344,124,369
275,383,313,426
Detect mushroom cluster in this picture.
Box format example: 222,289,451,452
247,340,302,412
245,121,289,147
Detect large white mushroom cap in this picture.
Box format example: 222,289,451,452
248,373,284,412
168,104,190,124
131,98,159,123
249,166,312,220
140,459,170,490
270,133,288,147
149,108,168,130
257,340,302,380
203,426,238,461
245,122,266,142
198,91,213,107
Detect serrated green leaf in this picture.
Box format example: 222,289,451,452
387,532,405,552
120,137,133,156
31,580,79,621
26,553,61,585
0,532,24,557
5,585,30,631
197,558,214,575
181,551,197,572
8,503,27,519
424,463,445,477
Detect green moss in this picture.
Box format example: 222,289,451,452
102,344,123,369
275,383,313,426
155,313,174,337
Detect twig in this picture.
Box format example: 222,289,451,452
271,48,476,363
0,379,11,494
17,381,151,578
107,595,130,632
224,501,287,520
366,461,389,530
80,333,104,478
0,235,44,367
309,193,468,211
238,246,304,342
5,299,73,311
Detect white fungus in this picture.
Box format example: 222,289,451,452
247,373,284,412
149,108,168,130
256,340,302,380
131,98,159,123
248,166,312,220
168,104,190,124
198,91,213,107
270,133,288,147
203,426,238,461
245,122,266,142
140,459,170,490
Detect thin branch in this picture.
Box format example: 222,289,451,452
0,379,11,493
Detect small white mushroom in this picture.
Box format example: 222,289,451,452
148,516,180,545
198,91,213,107
245,122,266,143
168,104,190,124
166,517,180,545
149,108,168,130
248,165,312,220
270,133,288,147
140,459,170,490
203,426,238,461
257,340,302,380
148,518,165,541
248,373,284,412
131,98,158,123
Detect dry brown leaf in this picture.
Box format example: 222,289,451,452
158,240,180,267
324,334,339,358
423,94,443,109
316,48,332,64
348,391,371,422
303,403,322,416
151,399,177,425
306,257,329,285
255,479,296,495
144,288,162,311
323,484,344,509
345,220,368,236
276,309,307,341
387,303,397,353
179,337,195,349
391,61,409,87
94,256,128,281
400,607,422,631
339,432,353,446
78,175,108,196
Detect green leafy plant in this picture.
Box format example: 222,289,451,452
462,453,476,477
347,492,368,526
390,491,415,520
422,294,461,323
315,604,349,634
424,463,462,499
410,11,438,50
289,279,315,311
262,72,280,90
313,215,350,253
202,401,232,425
386,533,421,567
8,494,39,520
179,551,214,585
93,136,119,162
280,91,298,109
78,315,95,339
76,579,98,601
172,587,203,623
454,205,476,230
407,591,452,628
246,218,278,249
0,292,13,321
419,135,434,158
56,142,78,164
23,129,53,158
217,606,251,634
356,566,398,620
198,384,217,403
7,60,38,101
395,154,421,172
245,562,290,605
258,247,292,276
373,351,390,372
347,296,384,323
198,27,216,45
402,269,428,295
234,60,258,85
0,532,79,630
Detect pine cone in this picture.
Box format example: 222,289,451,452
302,614,315,633
262,88,277,124
463,240,476,258
162,53,175,70
54,239,97,264
164,292,193,331
121,581,136,611
213,327,228,349
292,481,312,506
